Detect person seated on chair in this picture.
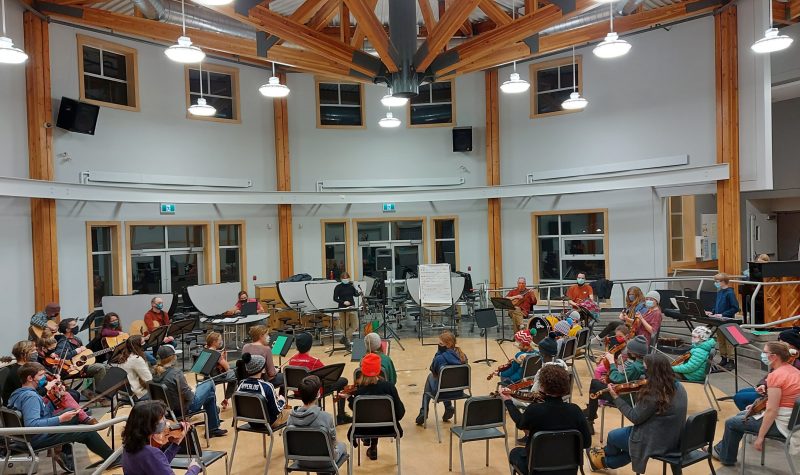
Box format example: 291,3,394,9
235,352,290,429
566,312,584,337
241,325,284,389
100,312,126,340
29,302,61,337
566,273,593,309
586,353,688,473
415,330,468,426
672,326,716,382
506,277,538,332
144,297,175,344
287,332,351,425
347,353,405,461
55,318,108,387
502,364,591,475
333,272,361,348
36,335,64,375
8,363,115,472
553,321,572,355
733,329,800,411
712,341,800,466
593,325,629,383
223,290,266,316
204,332,237,410
121,400,202,475
151,345,227,438
598,287,646,339
706,273,740,370
364,332,396,384
631,291,662,348
497,330,538,386
288,375,347,469
583,335,648,434
109,335,153,401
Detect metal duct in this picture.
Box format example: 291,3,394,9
387,0,419,97
130,0,255,40
540,6,610,35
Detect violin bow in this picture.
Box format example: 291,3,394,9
175,372,195,460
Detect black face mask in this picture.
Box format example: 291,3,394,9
438,344,448,353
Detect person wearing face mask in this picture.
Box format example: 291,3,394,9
415,330,468,426
495,329,539,386
55,318,108,388
8,363,116,472
566,273,594,309
598,287,645,339
100,313,129,352
632,291,663,347
672,326,716,382
121,400,201,475
705,273,740,370
333,272,362,347
713,341,800,466
204,332,237,410
731,328,800,411
110,335,153,401
224,290,266,316
144,297,173,339
506,277,538,332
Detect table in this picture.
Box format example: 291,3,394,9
201,313,269,350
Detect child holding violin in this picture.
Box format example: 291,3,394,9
671,326,716,382
204,332,237,409
121,400,202,475
491,330,538,385
593,324,629,382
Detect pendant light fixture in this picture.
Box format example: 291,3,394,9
751,0,793,53
593,2,631,59
381,87,408,107
561,46,588,110
0,0,27,64
378,108,401,128
259,62,290,98
500,0,530,94
165,0,205,63
188,61,216,116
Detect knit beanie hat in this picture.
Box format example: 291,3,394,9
241,352,266,376
691,326,713,342
779,328,800,350
361,353,382,377
554,320,571,336
646,291,661,303
157,345,176,360
568,311,581,323
365,332,382,353
626,335,649,356
538,336,558,356
514,329,533,347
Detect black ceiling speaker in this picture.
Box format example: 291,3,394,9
453,127,472,152
56,97,100,135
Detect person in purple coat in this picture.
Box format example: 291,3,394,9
121,400,202,475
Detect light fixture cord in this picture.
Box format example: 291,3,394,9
181,0,186,36
199,61,204,98
609,2,614,32
2,0,7,37
572,45,576,92
272,61,276,77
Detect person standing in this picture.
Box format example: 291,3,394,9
506,277,538,332
333,272,361,348
566,273,594,309
706,273,740,370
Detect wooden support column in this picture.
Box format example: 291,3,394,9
485,70,503,290
274,72,294,279
24,12,59,309
714,7,741,275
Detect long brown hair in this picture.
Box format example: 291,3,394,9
626,286,645,311
638,353,676,414
440,331,467,364
110,335,145,365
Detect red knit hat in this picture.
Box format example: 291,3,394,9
361,353,382,377
514,330,533,346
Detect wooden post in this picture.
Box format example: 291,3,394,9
485,70,503,290
714,7,741,275
274,72,294,279
24,12,59,309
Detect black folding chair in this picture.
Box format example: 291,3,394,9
148,381,210,447
0,407,66,475
228,391,286,475
681,349,721,410
424,364,472,443
575,328,594,374
94,366,132,449
283,426,350,475
170,425,229,475
282,365,309,405
349,395,402,473
741,397,800,475
651,408,717,475
510,429,585,475
560,337,582,395
521,356,542,380
449,396,508,474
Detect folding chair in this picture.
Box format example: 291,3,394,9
94,366,132,449
281,365,309,405
284,426,350,475
449,396,508,474
0,407,67,475
423,364,472,443
349,395,402,473
148,381,210,447
170,425,229,475
560,337,583,396
510,429,585,475
575,328,594,374
651,409,717,475
681,349,721,411
741,397,800,475
228,391,287,475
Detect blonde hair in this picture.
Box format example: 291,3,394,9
714,273,730,284
206,332,222,347
249,325,268,343
355,374,379,386
440,330,467,364
756,254,770,263
766,341,792,362
12,341,35,361
153,355,177,376
38,337,57,350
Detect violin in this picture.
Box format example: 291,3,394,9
491,387,545,404
627,314,641,340
590,379,648,400
671,352,691,367
505,379,534,392
44,354,74,374
150,421,191,448
44,373,67,406
599,341,627,374
336,384,358,399
744,396,768,420
487,360,514,380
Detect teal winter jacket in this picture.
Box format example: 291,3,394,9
672,338,716,382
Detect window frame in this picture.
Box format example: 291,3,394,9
407,80,456,128
77,34,140,112
314,77,366,129
351,217,428,280
531,209,609,285
184,63,241,124
215,220,247,288
529,55,584,119
430,216,459,271
85,221,123,312
321,219,352,278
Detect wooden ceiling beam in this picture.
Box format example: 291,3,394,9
349,0,378,48
290,0,328,24
789,0,800,21
343,0,398,71
308,0,341,29
340,2,351,43
416,0,482,70
479,0,512,26
418,0,437,34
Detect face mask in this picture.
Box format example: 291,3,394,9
628,294,635,302
714,282,722,290
111,321,119,328
743,269,750,279
155,419,167,434
615,335,625,344
517,284,525,290
691,336,700,344
156,303,164,310
37,376,47,389
645,300,655,308
438,344,447,353
240,298,248,303
761,352,771,366
341,279,350,285
577,278,585,285
28,351,38,362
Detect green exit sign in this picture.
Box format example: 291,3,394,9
160,203,176,215
382,203,396,213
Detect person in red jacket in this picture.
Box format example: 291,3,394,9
287,332,351,424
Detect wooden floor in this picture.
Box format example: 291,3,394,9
94,334,743,475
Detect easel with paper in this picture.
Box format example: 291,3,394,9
417,264,457,345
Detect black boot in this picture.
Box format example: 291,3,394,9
366,439,378,460
336,398,352,424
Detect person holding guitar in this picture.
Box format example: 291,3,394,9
506,277,537,332
54,318,108,388
713,341,800,465
100,313,129,346
29,302,61,340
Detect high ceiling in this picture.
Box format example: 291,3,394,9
38,0,799,86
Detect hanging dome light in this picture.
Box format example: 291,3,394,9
501,71,530,94
165,35,205,63
561,91,588,110
192,0,233,5
751,28,793,54
378,111,401,128
593,31,631,59
188,96,216,116
259,75,290,98
0,36,27,64
381,87,408,107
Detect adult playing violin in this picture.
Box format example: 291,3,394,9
506,277,537,332
628,290,663,348
144,297,174,344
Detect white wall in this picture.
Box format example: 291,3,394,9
0,1,29,178
771,97,800,192
771,23,800,85
0,198,35,352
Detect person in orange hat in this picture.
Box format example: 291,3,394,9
345,353,405,461
497,329,539,385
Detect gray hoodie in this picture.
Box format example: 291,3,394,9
288,405,343,461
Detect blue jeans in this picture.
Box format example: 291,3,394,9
733,388,760,411
188,380,220,430
420,374,453,412
714,410,783,464
144,351,156,365
604,426,633,469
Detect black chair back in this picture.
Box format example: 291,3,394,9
561,337,577,360
95,366,130,395
438,364,471,392
176,425,204,457
0,407,28,443
0,367,11,405
788,397,800,431
462,397,504,430
232,391,270,426
283,366,310,393
576,328,590,351
147,381,179,418
528,430,584,473
522,356,542,380
352,395,400,436
283,427,336,464
678,409,717,455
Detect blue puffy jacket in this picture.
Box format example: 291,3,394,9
430,348,466,376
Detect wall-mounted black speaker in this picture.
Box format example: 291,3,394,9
452,126,472,152
56,97,100,135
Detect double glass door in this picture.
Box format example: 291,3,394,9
131,251,203,294
360,243,422,297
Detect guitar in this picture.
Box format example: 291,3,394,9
129,320,159,336
29,318,60,339
104,332,130,348
67,346,118,375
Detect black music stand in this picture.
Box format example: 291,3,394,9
168,319,198,371
144,325,170,350
190,348,221,377
270,332,295,366
474,308,498,365
717,323,753,393
490,297,516,343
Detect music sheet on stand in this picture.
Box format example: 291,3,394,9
418,264,452,306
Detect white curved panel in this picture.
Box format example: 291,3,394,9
101,293,173,330
187,282,242,316
277,281,334,307
304,282,338,310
